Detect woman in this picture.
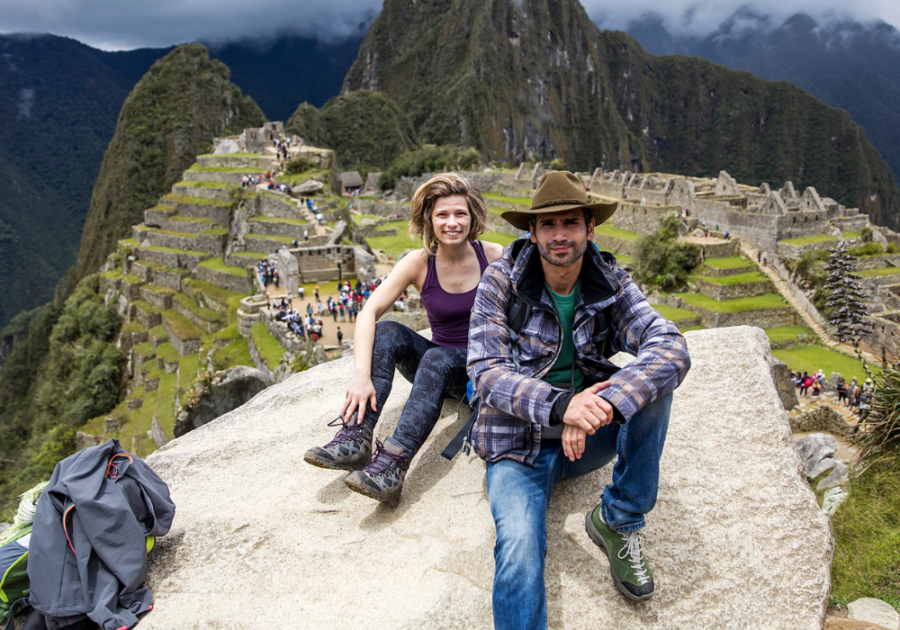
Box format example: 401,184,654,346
304,173,502,505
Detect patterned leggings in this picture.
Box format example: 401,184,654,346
362,321,468,454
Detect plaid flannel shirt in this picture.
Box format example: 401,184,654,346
467,237,691,465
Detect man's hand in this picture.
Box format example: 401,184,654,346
562,381,613,434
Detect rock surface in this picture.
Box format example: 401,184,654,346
172,366,272,437
848,598,900,630
795,433,838,476
770,355,800,409
142,327,832,629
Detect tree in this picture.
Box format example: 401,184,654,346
823,240,872,346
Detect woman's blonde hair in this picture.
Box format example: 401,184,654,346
407,173,489,256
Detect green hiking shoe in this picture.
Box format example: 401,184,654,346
585,504,654,601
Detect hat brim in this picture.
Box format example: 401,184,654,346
501,200,618,232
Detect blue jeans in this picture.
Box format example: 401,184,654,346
485,392,672,630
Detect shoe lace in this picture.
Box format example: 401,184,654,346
325,417,367,447
365,439,406,476
617,531,650,585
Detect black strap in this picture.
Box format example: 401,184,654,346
441,397,480,461
5,598,31,630
591,309,610,357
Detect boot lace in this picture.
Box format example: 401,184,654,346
365,439,407,476
325,417,367,447
617,531,650,585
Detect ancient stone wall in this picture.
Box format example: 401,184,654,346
183,170,247,186
257,194,305,220
693,279,774,301
191,264,253,293
291,245,358,283
608,203,679,235
594,234,637,256
171,185,231,203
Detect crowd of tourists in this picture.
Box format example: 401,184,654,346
793,369,875,414
270,297,327,342
257,259,279,288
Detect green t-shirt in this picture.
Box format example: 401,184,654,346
544,280,585,393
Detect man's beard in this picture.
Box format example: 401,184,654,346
536,238,588,267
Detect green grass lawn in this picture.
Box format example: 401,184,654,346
772,345,876,383
611,252,633,264
488,206,507,215
830,454,900,610
199,257,249,277
179,354,200,392
142,244,209,257
653,304,698,322
162,310,204,341
147,204,176,214
780,234,838,246
155,342,181,364
764,325,814,344
213,337,254,371
245,232,300,245
857,267,900,277
483,192,531,206
681,325,706,332
702,255,755,269
162,193,232,208
199,152,262,158
377,219,412,232
174,293,225,324
250,322,285,370
174,180,231,189
691,271,769,286
189,165,264,173
482,231,518,247
841,231,861,239
248,215,310,226
675,292,788,313
595,224,640,242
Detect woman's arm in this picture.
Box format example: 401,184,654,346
341,251,426,424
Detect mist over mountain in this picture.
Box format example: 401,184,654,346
625,10,900,183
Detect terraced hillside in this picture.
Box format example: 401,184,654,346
87,144,342,457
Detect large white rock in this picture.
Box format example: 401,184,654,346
847,598,900,630
142,326,832,629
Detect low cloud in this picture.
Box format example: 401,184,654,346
584,0,900,37
0,0,896,51
17,88,34,121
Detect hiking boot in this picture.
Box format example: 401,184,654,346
303,418,373,471
584,504,655,601
344,437,411,506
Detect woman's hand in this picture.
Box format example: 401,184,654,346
562,425,588,462
340,373,378,425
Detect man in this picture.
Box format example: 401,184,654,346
467,171,691,629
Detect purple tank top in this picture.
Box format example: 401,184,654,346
420,241,489,348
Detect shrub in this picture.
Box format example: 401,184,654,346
849,242,884,257
379,144,481,190
887,241,900,254
284,157,314,175
549,158,565,171
633,213,701,291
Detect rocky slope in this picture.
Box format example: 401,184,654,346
75,44,265,278
141,327,832,629
343,0,900,229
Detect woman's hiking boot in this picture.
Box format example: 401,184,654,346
344,437,411,506
584,504,654,601
303,418,373,471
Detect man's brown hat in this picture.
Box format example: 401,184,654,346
501,171,618,231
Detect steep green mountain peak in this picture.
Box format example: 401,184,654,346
76,43,265,278
342,0,900,228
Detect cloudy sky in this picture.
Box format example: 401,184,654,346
0,0,897,51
